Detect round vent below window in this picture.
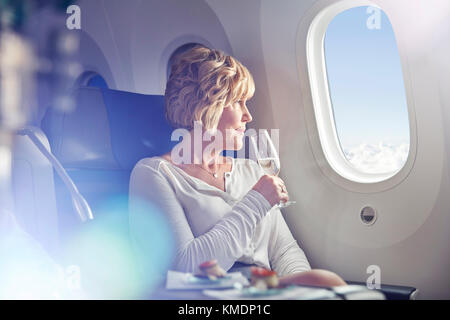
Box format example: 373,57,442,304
360,206,377,226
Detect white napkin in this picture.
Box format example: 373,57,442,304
165,270,249,290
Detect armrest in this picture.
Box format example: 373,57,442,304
346,281,419,300
17,127,94,222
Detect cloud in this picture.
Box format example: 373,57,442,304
343,142,409,174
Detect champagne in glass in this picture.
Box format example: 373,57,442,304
250,130,296,208
257,158,280,176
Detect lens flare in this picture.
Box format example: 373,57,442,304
63,195,175,299
0,217,66,299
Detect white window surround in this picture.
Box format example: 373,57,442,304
297,0,417,192
75,71,101,87
158,35,215,93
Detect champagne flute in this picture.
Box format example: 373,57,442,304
250,130,296,208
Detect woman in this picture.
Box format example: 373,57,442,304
129,45,346,287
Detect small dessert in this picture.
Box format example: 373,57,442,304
197,259,227,280
250,267,279,289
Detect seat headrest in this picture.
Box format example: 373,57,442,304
101,88,176,169
41,87,176,170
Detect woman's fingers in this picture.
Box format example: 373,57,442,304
273,176,290,203
252,175,289,207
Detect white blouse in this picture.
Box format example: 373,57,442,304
129,156,311,277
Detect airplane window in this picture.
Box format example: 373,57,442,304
86,74,108,89
76,71,108,89
323,6,409,175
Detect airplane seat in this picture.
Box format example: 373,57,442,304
40,86,176,240
11,126,59,256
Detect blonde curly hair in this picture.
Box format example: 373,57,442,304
164,45,255,130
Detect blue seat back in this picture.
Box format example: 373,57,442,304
101,88,176,170
41,87,176,234
42,87,176,170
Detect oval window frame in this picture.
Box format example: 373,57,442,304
158,35,215,93
296,0,417,193
75,71,109,89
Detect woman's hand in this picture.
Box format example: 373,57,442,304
252,175,289,207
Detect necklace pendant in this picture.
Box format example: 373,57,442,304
213,173,218,178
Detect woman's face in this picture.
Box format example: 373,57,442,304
216,99,253,150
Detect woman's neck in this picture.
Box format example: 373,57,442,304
188,127,225,168
192,146,224,169
166,127,227,169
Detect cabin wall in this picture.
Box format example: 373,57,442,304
253,0,450,299
75,0,234,94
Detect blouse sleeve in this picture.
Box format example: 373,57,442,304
268,209,311,276
129,161,273,274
